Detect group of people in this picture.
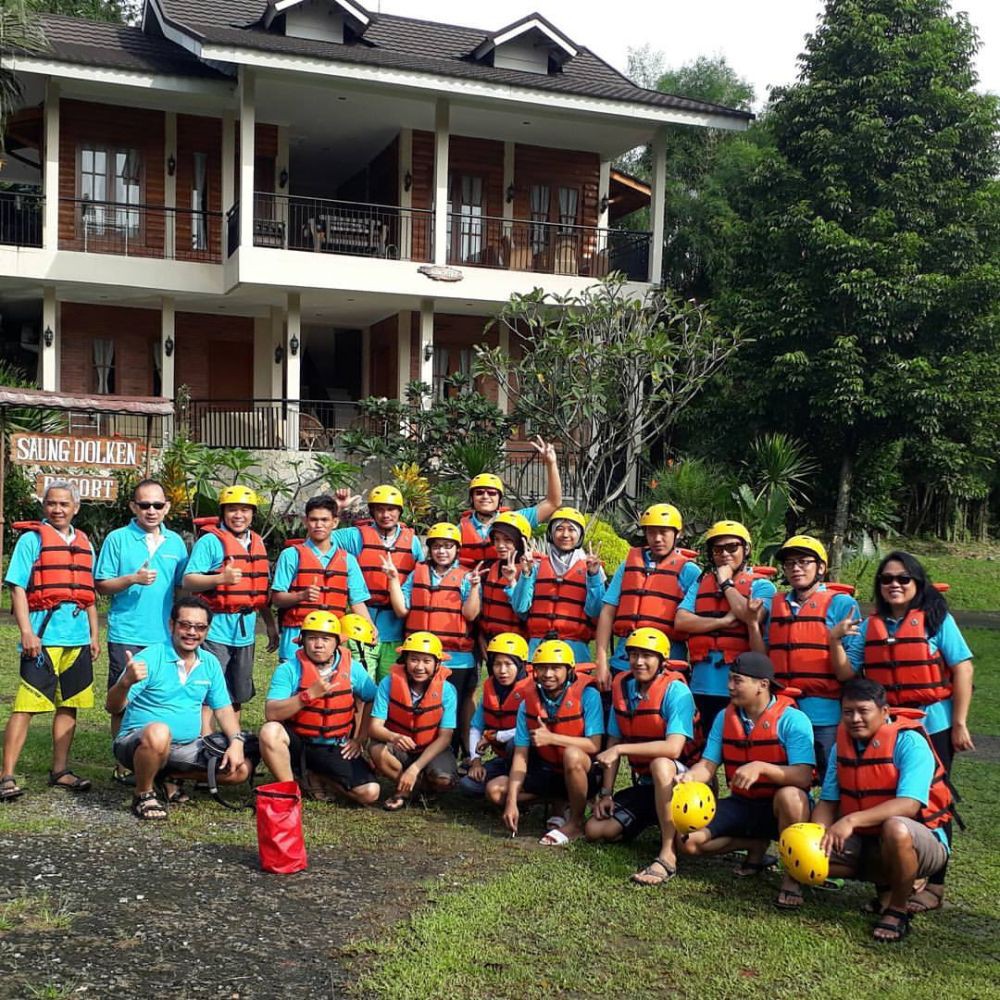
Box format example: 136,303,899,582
0,440,975,942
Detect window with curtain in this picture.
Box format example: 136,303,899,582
152,340,162,397
80,146,141,235
448,174,483,263
433,347,473,400
558,186,579,234
529,184,550,254
192,152,208,250
432,346,450,401
93,338,115,395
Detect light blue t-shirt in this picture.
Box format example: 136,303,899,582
603,552,702,668
95,520,188,645
680,572,777,696
844,613,973,735
5,523,95,648
266,650,377,745
820,726,949,851
185,531,269,647
513,683,605,748
464,505,541,544
372,672,458,731
330,524,425,643
271,541,370,661
702,697,816,771
764,586,862,727
117,641,230,743
399,563,475,669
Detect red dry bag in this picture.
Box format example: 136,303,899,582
254,780,307,874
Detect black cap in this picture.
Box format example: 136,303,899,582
730,652,784,689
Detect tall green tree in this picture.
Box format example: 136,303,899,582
717,0,1000,573
0,0,43,156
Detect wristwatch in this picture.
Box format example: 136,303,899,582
600,789,613,798
719,579,735,592
230,732,246,742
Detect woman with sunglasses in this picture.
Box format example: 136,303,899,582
829,550,974,913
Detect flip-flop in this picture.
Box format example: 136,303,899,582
539,828,572,847
383,794,409,812
631,857,677,887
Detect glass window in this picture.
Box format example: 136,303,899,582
79,146,141,236
192,152,208,250
529,184,550,254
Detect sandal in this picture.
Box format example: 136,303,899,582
131,791,168,821
861,885,891,915
112,766,135,787
907,887,943,914
383,794,409,812
166,781,190,805
48,769,91,792
775,887,805,910
0,775,23,802
873,907,910,943
733,856,776,877
631,857,677,887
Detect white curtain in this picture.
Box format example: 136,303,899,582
460,175,483,261
192,152,208,250
558,186,579,233
94,338,115,394
530,184,549,252
433,347,449,400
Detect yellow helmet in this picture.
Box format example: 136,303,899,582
469,473,504,494
397,631,448,661
426,522,461,545
340,613,377,645
779,822,830,887
624,627,671,660
490,510,532,544
670,781,717,835
548,506,587,533
218,484,259,508
776,535,828,565
639,503,683,531
486,632,529,663
704,520,752,546
368,484,404,508
532,639,575,668
299,610,341,635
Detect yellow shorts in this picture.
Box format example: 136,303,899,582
14,646,95,713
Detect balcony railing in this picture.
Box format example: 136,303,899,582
0,190,43,248
59,198,223,262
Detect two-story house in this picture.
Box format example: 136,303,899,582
0,1,750,451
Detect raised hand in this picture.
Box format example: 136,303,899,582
134,560,158,586
530,720,554,748
381,553,400,582
465,561,485,587
123,651,148,687
334,487,361,512
221,557,242,585
529,435,557,465
584,542,603,576
499,550,519,584
830,609,861,641
736,596,764,625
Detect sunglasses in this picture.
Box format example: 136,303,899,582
175,620,208,633
712,542,743,555
135,501,167,511
878,573,913,586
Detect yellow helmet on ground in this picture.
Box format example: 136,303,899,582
397,631,448,661
532,639,575,667
367,484,404,508
490,510,532,544
300,610,340,635
639,503,683,531
704,520,752,546
340,613,377,645
426,522,461,545
779,822,830,886
624,627,671,660
670,781,716,835
218,485,259,508
469,473,504,494
548,506,587,533
486,632,529,662
776,535,829,565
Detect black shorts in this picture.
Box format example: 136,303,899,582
107,642,144,690
611,783,659,841
705,794,778,842
286,729,377,790
522,751,600,799
446,665,480,701
202,640,256,704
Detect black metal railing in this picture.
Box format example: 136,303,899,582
252,192,433,262
446,213,652,281
59,198,223,262
0,190,44,248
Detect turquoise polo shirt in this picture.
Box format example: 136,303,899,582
513,683,604,747
95,520,189,645
5,522,94,648
117,641,230,743
463,505,541,544
271,541,370,661
399,564,475,669
372,673,457,730
702,697,816,770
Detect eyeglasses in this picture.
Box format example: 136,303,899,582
878,573,913,586
135,501,167,511
712,542,743,555
175,620,209,633
782,557,817,569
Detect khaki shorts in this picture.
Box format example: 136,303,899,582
831,817,949,881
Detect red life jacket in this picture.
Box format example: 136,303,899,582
863,612,952,707
193,518,269,613
458,508,510,567
523,676,594,770
687,569,758,664
480,675,532,756
835,711,953,835
613,547,692,642
720,695,797,800
385,663,452,747
289,649,356,742
479,561,523,639
356,524,417,608
526,557,594,642
14,521,95,611
405,563,474,653
277,540,351,628
611,670,702,774
768,589,841,699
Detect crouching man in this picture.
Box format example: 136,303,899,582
106,597,248,820
259,610,380,806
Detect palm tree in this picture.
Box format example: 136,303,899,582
0,1,44,161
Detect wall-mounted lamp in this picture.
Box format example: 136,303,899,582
167,154,176,177
423,343,434,362
279,168,289,189
289,333,300,357
599,194,609,215
164,334,174,358
274,345,285,364
43,326,54,348
506,183,515,204
403,171,413,192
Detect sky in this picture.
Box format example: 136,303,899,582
372,1,1000,109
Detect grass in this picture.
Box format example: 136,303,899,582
0,893,74,933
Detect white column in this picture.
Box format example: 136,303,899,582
285,292,301,451
398,127,413,260
419,299,434,406
238,70,256,252
252,317,269,398
43,80,59,252
361,326,371,398
222,112,236,212
164,113,177,260
432,98,449,266
396,311,411,401
268,307,284,399
160,297,175,399
40,288,58,390
649,128,667,284
496,325,510,413
598,160,611,229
